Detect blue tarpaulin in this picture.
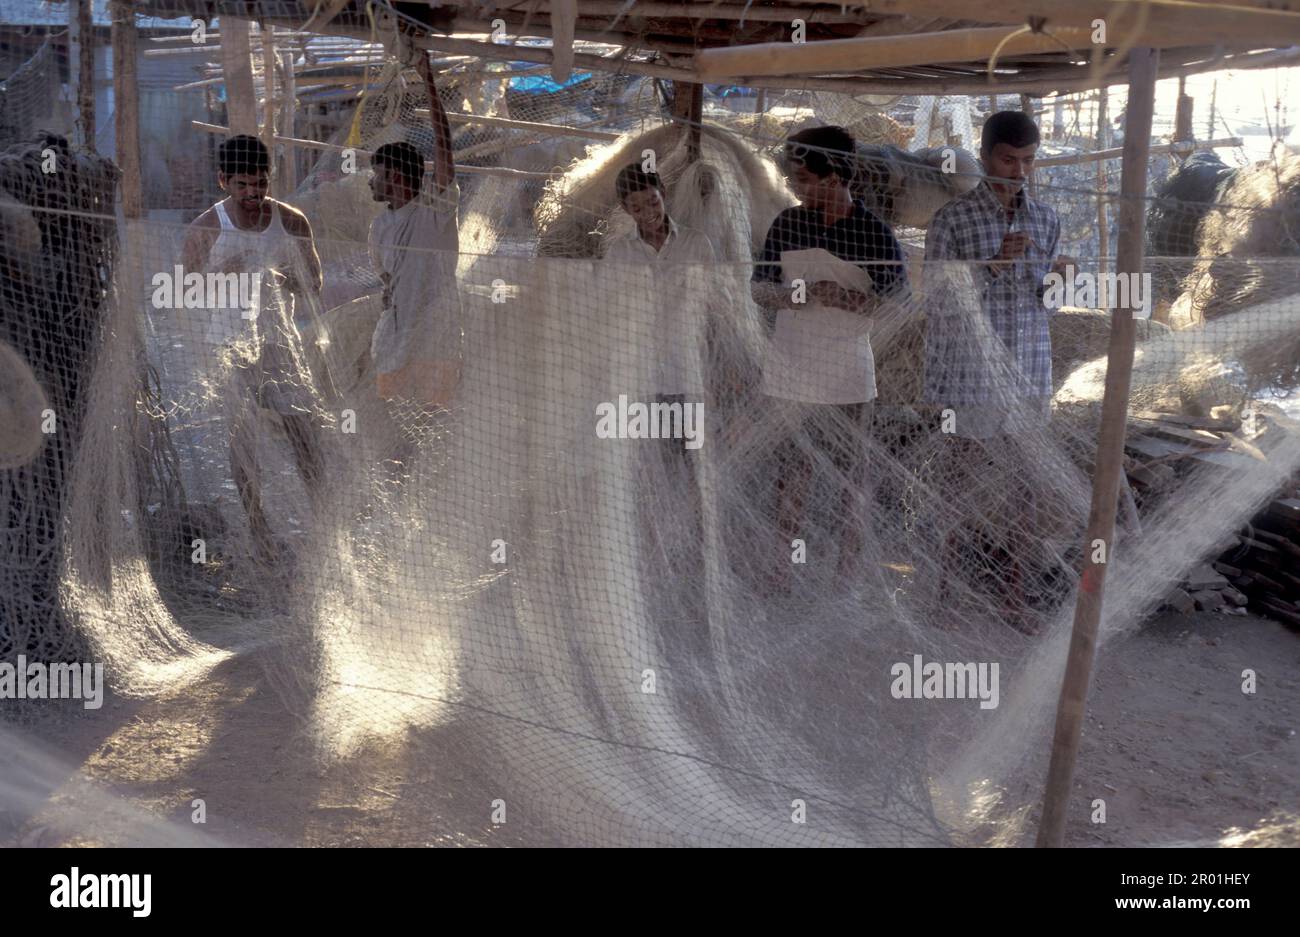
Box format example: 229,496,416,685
506,69,594,94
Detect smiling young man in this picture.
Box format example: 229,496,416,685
181,134,325,562
752,125,908,590
605,162,716,444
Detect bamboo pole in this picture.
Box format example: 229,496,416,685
189,121,563,180
410,30,987,95
1207,79,1218,138
1096,86,1109,309
670,81,704,161
1174,75,1194,146
550,0,577,83
543,1,873,23
261,24,278,194
71,0,95,150
281,46,298,191
451,16,703,57
1097,85,1107,305
1033,135,1240,166
110,0,142,218
419,110,621,142
417,32,692,81
220,18,258,135
1022,93,1039,199
1036,46,1161,849
696,25,1097,80
857,0,1300,46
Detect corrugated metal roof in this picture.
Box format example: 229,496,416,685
0,0,193,29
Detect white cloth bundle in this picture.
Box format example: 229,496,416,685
761,248,878,404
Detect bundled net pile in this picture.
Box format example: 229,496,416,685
3,12,1300,844
1,134,119,662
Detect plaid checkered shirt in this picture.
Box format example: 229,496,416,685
923,180,1060,406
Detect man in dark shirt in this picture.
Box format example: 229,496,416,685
752,125,909,592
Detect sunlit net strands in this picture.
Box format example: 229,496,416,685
2,0,1300,847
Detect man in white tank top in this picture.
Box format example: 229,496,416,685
181,135,325,561
367,51,461,470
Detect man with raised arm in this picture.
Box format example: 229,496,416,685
367,50,462,466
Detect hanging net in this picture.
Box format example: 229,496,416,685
3,4,1300,847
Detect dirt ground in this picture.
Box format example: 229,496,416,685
2,607,1296,848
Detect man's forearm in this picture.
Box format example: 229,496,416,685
419,52,455,192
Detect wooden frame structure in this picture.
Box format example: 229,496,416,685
118,1,1300,95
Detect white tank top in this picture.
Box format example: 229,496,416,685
208,199,299,275
204,200,300,347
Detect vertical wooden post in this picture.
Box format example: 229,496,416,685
1035,48,1161,849
550,0,577,84
687,81,703,162
71,0,96,150
1174,76,1194,149
220,17,258,136
110,1,142,218
261,24,278,195
670,81,703,161
1021,93,1038,198
281,47,298,192
1207,80,1218,139
1096,87,1109,309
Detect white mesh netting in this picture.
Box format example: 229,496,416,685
3,7,1300,847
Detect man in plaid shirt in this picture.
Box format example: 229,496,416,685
924,110,1072,439
923,111,1073,633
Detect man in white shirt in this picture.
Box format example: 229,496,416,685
604,162,716,455
368,50,461,464
604,163,718,642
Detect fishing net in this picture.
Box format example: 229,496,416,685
3,4,1300,847
0,39,60,151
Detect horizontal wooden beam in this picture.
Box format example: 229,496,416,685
190,120,562,179
1034,135,1242,167
440,110,622,142
552,2,875,23
450,16,702,57
223,9,1296,97
698,25,1099,79
857,0,1300,46
697,17,1297,81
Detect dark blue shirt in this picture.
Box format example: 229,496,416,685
753,199,908,297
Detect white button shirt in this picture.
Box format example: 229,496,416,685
368,180,462,375
603,219,716,397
